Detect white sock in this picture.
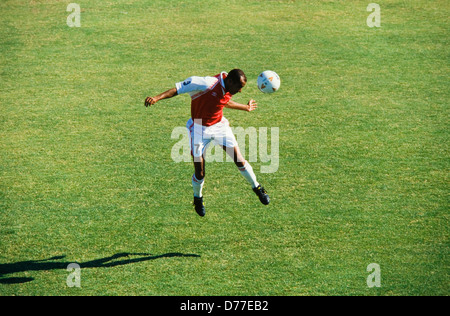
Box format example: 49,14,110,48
238,161,259,189
192,174,204,198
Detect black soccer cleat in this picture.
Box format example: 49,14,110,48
253,185,270,205
193,196,206,217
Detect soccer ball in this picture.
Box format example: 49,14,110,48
257,70,281,93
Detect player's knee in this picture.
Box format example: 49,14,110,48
234,149,245,165
233,152,245,167
195,170,205,180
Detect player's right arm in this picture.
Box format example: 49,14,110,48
145,88,178,107
145,76,213,107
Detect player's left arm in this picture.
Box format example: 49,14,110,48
225,99,258,112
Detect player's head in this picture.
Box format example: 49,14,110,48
225,69,247,95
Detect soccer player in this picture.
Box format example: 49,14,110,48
145,69,269,217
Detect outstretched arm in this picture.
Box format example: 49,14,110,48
145,88,178,107
224,99,258,112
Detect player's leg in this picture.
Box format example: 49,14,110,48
192,154,205,197
215,118,270,205
221,144,270,205
222,145,257,187
192,155,206,217
187,118,209,216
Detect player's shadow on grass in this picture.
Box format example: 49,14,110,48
0,252,200,284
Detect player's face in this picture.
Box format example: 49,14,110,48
228,77,246,95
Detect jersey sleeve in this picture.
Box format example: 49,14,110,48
175,76,218,97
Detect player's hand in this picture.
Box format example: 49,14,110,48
247,99,258,112
145,96,157,107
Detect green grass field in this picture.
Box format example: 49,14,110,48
0,0,448,296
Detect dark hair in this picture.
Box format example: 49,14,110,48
228,69,247,84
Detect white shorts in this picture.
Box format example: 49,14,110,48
186,117,238,158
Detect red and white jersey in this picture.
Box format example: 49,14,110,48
176,72,232,126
